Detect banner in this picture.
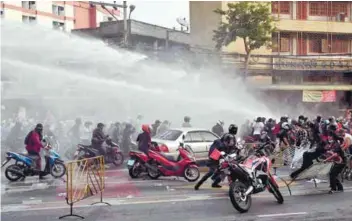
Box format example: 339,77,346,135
302,90,336,102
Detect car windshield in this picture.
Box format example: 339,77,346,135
153,130,182,141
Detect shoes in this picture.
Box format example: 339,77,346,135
211,183,222,188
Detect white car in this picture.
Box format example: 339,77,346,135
151,128,220,161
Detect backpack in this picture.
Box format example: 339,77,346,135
24,131,33,145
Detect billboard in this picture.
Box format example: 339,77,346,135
302,90,336,102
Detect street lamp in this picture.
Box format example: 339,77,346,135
129,5,136,20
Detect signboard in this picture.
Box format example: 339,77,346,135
302,90,336,102
273,57,352,71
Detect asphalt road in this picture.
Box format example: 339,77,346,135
2,167,352,221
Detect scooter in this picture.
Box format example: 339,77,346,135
146,143,200,182
127,143,200,182
2,142,66,182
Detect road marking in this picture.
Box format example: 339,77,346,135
257,212,308,218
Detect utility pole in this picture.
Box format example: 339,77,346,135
89,1,132,47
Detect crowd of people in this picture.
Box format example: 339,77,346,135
3,109,352,192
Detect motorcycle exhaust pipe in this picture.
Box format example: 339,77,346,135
244,186,254,196
6,168,24,177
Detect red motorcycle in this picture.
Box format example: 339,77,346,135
127,143,200,182
214,144,284,213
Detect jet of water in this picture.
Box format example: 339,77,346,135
1,20,274,127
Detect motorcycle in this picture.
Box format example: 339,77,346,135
73,139,124,167
2,142,66,182
127,142,200,182
214,144,284,213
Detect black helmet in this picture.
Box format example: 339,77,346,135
184,116,191,122
35,123,43,132
228,124,238,135
222,133,235,146
97,123,105,129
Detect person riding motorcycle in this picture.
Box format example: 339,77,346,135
194,134,235,190
136,124,152,155
212,120,224,137
91,123,108,158
24,123,46,178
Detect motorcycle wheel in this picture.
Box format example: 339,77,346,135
347,170,352,181
128,162,142,179
147,162,161,180
229,181,252,213
183,165,200,182
112,152,124,167
268,178,284,204
5,164,23,182
50,162,66,178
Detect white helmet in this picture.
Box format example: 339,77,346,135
282,122,290,130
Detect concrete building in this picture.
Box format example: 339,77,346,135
190,1,352,111
0,1,122,31
72,19,190,61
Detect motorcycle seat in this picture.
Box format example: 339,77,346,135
78,144,91,148
159,153,179,162
130,150,146,155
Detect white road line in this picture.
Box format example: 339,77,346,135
257,212,308,218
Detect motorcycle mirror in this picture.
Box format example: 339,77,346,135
179,142,184,147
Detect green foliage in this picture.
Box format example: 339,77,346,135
213,2,276,53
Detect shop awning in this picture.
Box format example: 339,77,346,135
257,84,352,91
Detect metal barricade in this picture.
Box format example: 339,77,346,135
59,156,111,219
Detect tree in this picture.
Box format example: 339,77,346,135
213,2,276,77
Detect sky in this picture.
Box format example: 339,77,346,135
115,1,190,29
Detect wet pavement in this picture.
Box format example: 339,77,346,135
1,167,352,220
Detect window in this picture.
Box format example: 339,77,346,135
52,5,65,16
22,1,36,10
53,21,65,31
309,2,327,16
309,34,324,53
272,1,291,14
331,2,348,17
272,33,291,52
186,132,203,142
199,131,218,142
331,38,349,53
22,15,36,24
153,130,182,141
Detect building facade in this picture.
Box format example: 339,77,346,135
0,1,122,31
190,1,352,112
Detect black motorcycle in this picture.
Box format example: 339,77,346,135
73,139,124,167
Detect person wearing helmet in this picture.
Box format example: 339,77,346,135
278,122,290,149
195,134,235,190
182,116,192,128
310,115,322,149
91,123,109,158
137,124,152,155
212,120,224,137
24,123,45,176
228,124,238,136
253,117,264,141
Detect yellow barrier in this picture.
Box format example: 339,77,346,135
59,156,110,219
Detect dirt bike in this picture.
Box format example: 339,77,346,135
212,145,284,213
